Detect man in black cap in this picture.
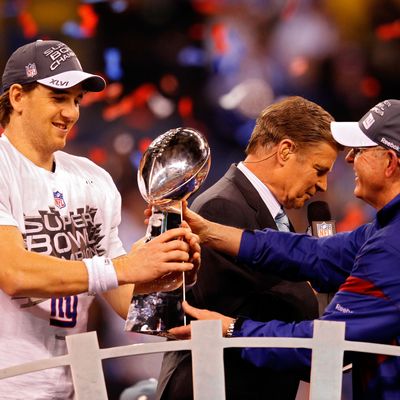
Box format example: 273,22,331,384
0,40,199,400
170,99,400,400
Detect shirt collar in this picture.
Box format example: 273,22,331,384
237,162,282,218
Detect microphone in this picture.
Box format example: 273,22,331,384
307,201,336,237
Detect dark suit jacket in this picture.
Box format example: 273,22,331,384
156,164,319,400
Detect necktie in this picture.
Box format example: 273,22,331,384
275,208,290,232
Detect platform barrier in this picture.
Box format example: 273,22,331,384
1,320,400,400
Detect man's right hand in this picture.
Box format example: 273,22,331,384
113,227,200,285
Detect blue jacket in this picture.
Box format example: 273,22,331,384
236,194,400,400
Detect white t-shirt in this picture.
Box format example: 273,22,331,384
0,135,126,399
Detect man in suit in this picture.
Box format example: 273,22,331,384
156,96,342,400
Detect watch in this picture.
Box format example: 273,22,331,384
225,319,237,337
225,316,246,337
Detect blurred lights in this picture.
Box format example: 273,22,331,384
113,133,135,155
18,11,38,38
288,56,309,77
178,47,206,67
360,76,381,98
89,147,108,165
104,48,123,81
111,0,128,13
211,23,228,54
130,150,142,170
219,79,274,119
138,137,153,153
148,94,175,119
191,0,221,15
62,21,86,39
160,74,178,94
80,83,123,107
78,4,98,37
178,97,193,118
62,4,98,38
376,20,400,41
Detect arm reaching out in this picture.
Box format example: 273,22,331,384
168,301,235,339
182,201,243,256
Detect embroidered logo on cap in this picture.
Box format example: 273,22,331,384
43,43,76,71
362,113,375,130
25,63,37,78
49,78,70,87
381,137,400,152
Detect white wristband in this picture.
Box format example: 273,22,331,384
83,255,118,294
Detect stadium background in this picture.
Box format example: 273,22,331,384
1,0,399,398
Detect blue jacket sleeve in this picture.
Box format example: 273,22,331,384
236,237,400,372
237,225,371,292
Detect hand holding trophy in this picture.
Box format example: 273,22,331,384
124,127,210,336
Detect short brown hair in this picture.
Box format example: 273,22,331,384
246,96,343,155
0,82,38,128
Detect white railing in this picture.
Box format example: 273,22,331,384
1,320,400,400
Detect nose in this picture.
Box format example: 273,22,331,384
316,175,328,192
60,100,79,122
345,149,355,164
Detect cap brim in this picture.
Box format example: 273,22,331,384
37,70,106,92
330,121,377,148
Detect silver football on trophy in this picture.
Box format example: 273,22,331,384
138,127,211,207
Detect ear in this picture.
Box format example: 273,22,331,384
277,139,296,164
385,150,399,178
8,84,25,114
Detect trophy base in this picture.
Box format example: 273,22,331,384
124,207,186,337
124,290,184,338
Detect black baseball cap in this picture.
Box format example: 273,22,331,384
1,39,106,93
331,99,400,155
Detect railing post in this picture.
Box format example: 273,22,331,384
191,320,226,400
66,331,108,400
309,320,346,400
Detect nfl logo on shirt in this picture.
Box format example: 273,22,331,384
53,191,66,209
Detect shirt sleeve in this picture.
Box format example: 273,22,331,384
0,166,18,227
237,226,371,292
236,239,400,371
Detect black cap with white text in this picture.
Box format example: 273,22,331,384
331,99,400,155
1,39,106,93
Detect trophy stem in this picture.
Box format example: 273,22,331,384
125,201,187,336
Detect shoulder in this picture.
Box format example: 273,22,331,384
192,189,254,227
56,151,115,185
193,167,249,208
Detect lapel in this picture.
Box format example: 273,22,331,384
225,164,296,232
224,164,277,230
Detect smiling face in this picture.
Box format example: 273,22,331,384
278,142,338,209
17,83,83,157
345,147,389,208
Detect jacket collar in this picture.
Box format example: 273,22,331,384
376,193,400,227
